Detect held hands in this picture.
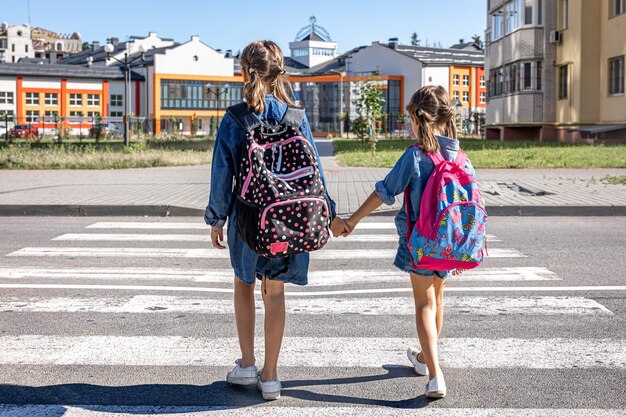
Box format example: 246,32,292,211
211,227,226,249
330,217,357,238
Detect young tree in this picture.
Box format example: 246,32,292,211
472,34,483,48
355,78,385,155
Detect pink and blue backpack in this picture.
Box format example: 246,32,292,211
405,145,487,272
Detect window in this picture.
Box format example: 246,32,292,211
480,92,486,103
44,110,58,118
44,93,58,106
312,48,333,56
491,12,505,40
25,44,28,53
69,111,83,117
0,91,14,104
110,111,123,118
87,111,101,119
560,0,569,29
610,0,625,17
25,92,39,105
536,61,542,90
524,0,533,24
558,64,569,99
87,94,100,106
0,110,14,122
462,91,469,103
452,91,459,100
160,79,243,110
463,75,469,86
11,44,15,52
453,74,459,86
110,94,123,107
26,110,39,123
538,0,543,24
480,76,485,88
293,49,309,57
609,56,625,95
523,62,532,89
69,94,82,106
507,0,522,33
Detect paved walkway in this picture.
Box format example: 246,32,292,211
1,161,624,216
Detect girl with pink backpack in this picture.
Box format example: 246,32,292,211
344,85,487,399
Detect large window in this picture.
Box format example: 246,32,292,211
558,64,569,99
44,93,58,106
160,80,243,110
523,62,532,90
69,93,82,106
491,12,505,40
26,110,39,123
25,92,39,105
0,110,14,122
292,49,308,57
524,0,533,24
536,61,542,90
609,56,625,95
462,75,469,86
611,0,625,18
87,94,100,107
507,0,522,33
453,75,459,86
538,0,543,24
312,48,333,56
0,91,13,104
110,94,123,107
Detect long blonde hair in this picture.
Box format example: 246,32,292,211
405,85,457,153
239,40,295,114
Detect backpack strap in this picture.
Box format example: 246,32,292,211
455,150,467,169
227,102,263,132
280,106,306,128
427,152,446,165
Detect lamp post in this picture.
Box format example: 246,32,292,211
206,83,231,110
328,69,346,137
104,43,145,147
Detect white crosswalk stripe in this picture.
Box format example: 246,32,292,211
0,295,611,316
0,266,560,283
1,405,623,417
7,246,526,259
1,335,624,368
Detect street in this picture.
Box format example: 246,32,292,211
0,216,625,416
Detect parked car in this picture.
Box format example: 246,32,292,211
89,123,122,139
0,124,6,139
10,124,39,139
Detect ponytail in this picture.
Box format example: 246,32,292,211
406,85,458,153
240,40,295,114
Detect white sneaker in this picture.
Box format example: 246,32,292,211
406,347,429,376
257,369,281,400
226,359,258,385
425,376,447,399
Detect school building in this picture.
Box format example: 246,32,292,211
0,18,486,137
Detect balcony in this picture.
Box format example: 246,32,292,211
487,27,545,69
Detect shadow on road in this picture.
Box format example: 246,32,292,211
0,365,435,412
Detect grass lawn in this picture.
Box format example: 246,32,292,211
0,138,214,169
334,138,626,169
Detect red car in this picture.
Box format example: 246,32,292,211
10,124,39,139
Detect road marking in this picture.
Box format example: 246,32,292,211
6,247,525,259
1,283,625,295
1,406,623,417
0,266,559,284
0,336,623,368
86,222,209,230
0,295,611,316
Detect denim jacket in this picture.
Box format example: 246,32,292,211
375,135,476,239
204,95,336,284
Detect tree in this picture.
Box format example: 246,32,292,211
472,34,483,48
410,32,421,46
81,41,90,51
355,78,385,155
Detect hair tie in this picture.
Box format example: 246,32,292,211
280,69,286,75
248,68,256,75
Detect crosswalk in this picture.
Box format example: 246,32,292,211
0,216,624,415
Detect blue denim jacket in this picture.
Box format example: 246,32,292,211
204,95,336,285
375,135,476,239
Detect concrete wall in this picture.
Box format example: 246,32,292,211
154,36,233,77
423,66,449,89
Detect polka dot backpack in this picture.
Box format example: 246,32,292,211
227,102,331,258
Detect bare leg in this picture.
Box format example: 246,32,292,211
416,276,447,364
261,278,286,382
234,276,256,368
410,273,442,378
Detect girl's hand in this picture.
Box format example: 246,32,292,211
211,227,226,249
330,217,352,237
344,218,357,236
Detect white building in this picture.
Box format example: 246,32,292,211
0,23,35,63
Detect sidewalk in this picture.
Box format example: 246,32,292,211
0,139,624,216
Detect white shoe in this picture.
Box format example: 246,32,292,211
226,359,258,385
257,369,281,400
406,347,429,376
425,376,447,399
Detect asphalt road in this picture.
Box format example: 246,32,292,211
0,216,624,417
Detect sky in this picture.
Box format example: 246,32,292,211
1,0,488,53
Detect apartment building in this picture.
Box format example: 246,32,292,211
485,0,626,141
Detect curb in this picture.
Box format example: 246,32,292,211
0,204,625,217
